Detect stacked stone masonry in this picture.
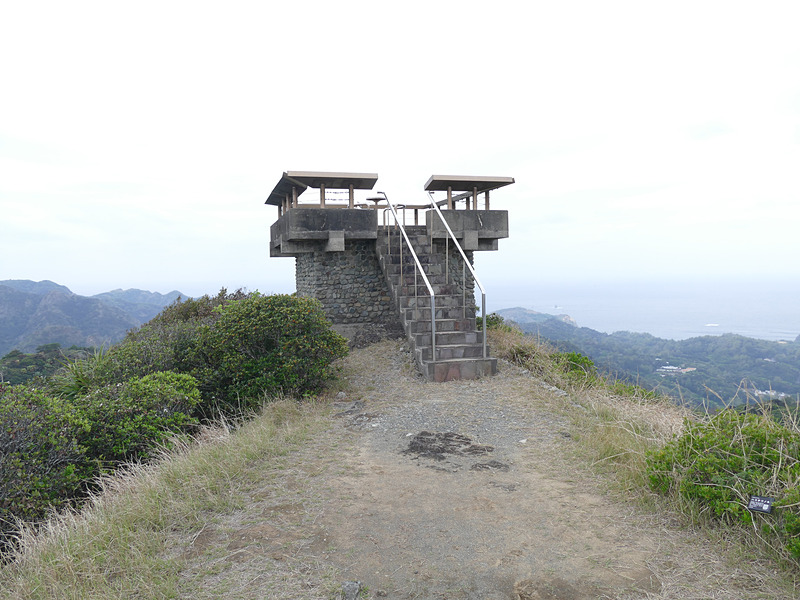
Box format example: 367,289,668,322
295,240,396,326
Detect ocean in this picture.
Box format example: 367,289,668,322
488,278,800,342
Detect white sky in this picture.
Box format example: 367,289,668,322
2,1,799,299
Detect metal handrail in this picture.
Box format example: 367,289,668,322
426,191,488,358
378,192,436,360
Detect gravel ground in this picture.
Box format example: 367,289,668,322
175,339,799,600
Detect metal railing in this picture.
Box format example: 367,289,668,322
377,192,436,360
426,192,488,359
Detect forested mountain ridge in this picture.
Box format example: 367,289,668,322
0,280,185,356
497,307,800,409
90,288,184,322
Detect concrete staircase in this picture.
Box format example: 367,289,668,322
375,225,497,382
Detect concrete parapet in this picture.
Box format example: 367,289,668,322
270,208,377,257
427,210,509,251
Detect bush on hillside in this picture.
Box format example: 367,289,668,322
192,293,349,408
0,291,347,554
0,344,94,386
85,290,347,416
646,409,800,561
94,289,247,386
553,351,598,385
74,371,201,466
0,384,89,550
476,312,515,333
47,348,107,400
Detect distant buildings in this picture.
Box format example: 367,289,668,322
656,364,696,376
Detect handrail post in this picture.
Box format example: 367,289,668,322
400,223,404,282
481,291,486,359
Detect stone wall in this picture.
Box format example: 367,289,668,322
294,240,398,329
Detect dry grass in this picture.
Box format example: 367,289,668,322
566,385,689,491
488,327,690,490
4,333,799,599
0,400,330,600
490,327,800,595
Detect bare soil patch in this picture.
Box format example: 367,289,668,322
174,340,796,599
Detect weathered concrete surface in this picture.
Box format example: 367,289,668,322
270,209,377,256
427,210,509,251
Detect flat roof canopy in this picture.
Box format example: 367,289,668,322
265,170,378,206
424,174,515,193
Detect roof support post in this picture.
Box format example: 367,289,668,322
472,187,478,210
447,186,453,210
320,183,326,207
349,184,354,208
485,189,490,210
292,186,298,208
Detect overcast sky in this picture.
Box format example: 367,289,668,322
2,1,799,301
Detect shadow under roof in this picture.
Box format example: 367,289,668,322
265,171,379,205
424,175,515,193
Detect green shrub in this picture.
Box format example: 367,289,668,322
150,288,247,326
193,293,348,410
0,290,349,553
553,351,597,384
88,290,347,418
0,384,90,550
95,289,246,387
97,320,200,384
47,348,107,400
74,371,201,466
477,312,514,332
646,409,800,561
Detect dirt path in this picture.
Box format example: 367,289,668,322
176,341,794,599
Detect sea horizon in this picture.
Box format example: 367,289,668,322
488,278,800,343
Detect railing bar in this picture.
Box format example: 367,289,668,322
379,192,435,362
445,236,449,285
426,192,488,359
462,259,466,319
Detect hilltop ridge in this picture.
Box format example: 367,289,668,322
2,339,795,599
0,280,185,356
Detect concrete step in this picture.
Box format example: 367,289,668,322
416,343,488,361
398,294,463,309
390,271,453,284
407,318,475,334
394,282,460,296
421,357,498,382
402,306,475,322
381,262,444,277
413,330,483,347
376,224,496,383
381,252,435,265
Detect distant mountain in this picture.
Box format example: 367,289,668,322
0,279,72,296
0,281,186,356
495,307,577,326
502,311,800,410
91,288,185,323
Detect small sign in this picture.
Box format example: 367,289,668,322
748,496,774,514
